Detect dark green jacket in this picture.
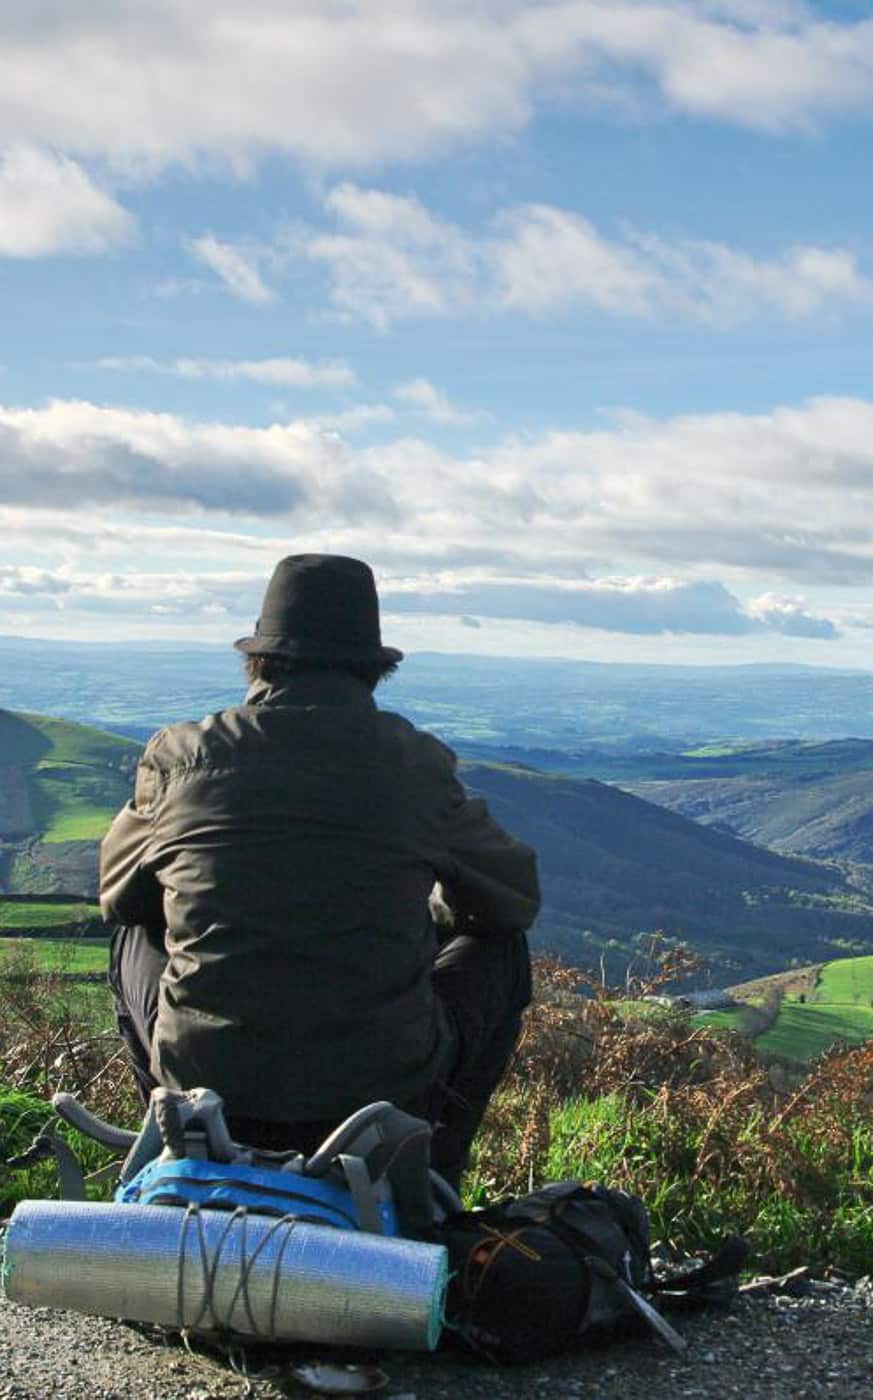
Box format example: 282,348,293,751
100,674,540,1123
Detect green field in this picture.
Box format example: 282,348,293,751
30,767,125,842
756,955,873,1060
693,1006,745,1032
756,1002,873,1060
808,955,873,1005
0,901,102,930
697,954,873,1063
0,934,109,971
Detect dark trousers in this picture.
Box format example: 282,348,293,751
109,924,531,1190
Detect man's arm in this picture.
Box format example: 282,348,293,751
439,773,540,936
99,750,164,929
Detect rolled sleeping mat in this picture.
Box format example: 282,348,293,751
2,1200,448,1351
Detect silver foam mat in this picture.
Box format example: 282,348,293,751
3,1200,447,1351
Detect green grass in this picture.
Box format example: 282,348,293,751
756,1003,873,1061
694,1006,746,1032
0,1089,119,1217
54,979,115,1025
0,904,101,931
0,935,108,972
29,767,128,842
542,1090,873,1276
809,955,873,1006
695,956,873,1064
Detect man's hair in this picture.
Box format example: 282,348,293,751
244,653,398,691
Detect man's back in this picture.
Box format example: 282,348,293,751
101,671,539,1125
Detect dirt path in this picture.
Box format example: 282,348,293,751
3,1279,873,1400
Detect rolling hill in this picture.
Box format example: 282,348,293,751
460,762,873,981
0,710,139,900
3,710,873,982
617,739,873,866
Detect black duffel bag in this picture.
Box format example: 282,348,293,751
438,1180,747,1365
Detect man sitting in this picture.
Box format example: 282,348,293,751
101,554,540,1188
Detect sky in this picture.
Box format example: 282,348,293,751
3,0,873,667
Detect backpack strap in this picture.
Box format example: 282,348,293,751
337,1153,386,1234
4,1131,88,1202
301,1101,397,1174
118,1087,241,1184
429,1168,464,1221
304,1102,435,1237
52,1092,137,1151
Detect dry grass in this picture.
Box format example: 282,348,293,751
0,941,139,1130
473,953,873,1273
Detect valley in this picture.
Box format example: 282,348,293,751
3,706,873,985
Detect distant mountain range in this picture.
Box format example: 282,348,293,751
614,739,873,867
3,634,873,748
3,709,873,985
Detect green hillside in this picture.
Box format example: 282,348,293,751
756,1001,873,1061
0,710,139,901
755,955,873,1059
0,711,140,769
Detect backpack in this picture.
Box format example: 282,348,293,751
50,1087,459,1239
438,1180,748,1365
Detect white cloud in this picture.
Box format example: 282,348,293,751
313,403,397,434
299,186,478,329
0,562,837,642
493,205,659,316
0,562,262,618
2,4,873,178
394,379,486,426
293,186,871,326
0,145,134,257
4,393,873,603
747,592,837,639
383,575,815,636
628,233,873,322
96,355,356,389
0,399,363,517
188,235,275,304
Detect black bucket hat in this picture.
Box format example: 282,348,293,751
234,554,403,665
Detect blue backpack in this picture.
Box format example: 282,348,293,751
52,1088,457,1238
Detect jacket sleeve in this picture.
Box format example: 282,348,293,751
99,743,165,930
438,771,541,936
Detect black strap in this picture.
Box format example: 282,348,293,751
654,1237,749,1299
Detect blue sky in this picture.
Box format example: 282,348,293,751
3,1,873,666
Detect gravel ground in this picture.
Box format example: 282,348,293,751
2,1279,873,1400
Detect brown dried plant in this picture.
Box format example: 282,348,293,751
0,942,139,1128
